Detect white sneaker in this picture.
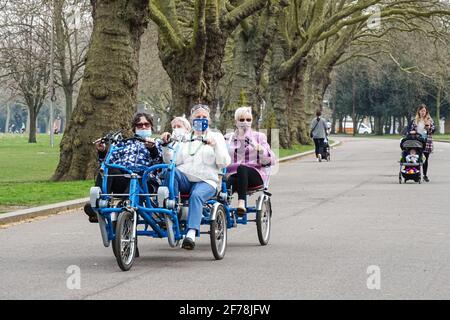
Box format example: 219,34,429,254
237,199,247,216
318,154,322,162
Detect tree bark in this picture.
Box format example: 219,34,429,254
63,86,74,128
28,108,37,143
53,0,148,181
435,83,442,134
5,103,11,133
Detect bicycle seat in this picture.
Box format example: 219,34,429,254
180,193,190,200
246,184,265,196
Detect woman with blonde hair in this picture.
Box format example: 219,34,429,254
224,106,276,215
408,104,435,182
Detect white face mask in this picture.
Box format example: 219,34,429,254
172,128,187,140
135,129,152,138
237,121,251,130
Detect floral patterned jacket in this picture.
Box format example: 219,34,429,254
99,137,163,171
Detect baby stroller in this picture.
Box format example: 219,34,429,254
398,134,425,184
321,137,331,161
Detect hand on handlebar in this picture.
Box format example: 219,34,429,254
95,141,106,152
205,137,216,146
160,132,171,145
143,137,156,149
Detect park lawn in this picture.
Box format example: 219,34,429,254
277,140,333,158
0,133,91,212
0,180,92,208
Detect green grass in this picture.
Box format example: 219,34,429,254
277,140,334,158
0,180,92,207
0,133,91,212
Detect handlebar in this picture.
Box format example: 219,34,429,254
92,129,124,145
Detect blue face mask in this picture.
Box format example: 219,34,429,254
192,118,208,132
135,129,152,138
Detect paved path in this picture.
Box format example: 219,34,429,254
2,137,450,299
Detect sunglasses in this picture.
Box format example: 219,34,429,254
191,104,210,114
135,122,151,129
239,118,252,122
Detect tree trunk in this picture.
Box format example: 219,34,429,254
160,32,227,125
5,103,11,133
331,103,336,134
64,86,74,125
435,84,442,134
53,0,149,181
267,34,291,148
221,29,259,130
269,77,291,148
28,107,37,143
374,115,384,135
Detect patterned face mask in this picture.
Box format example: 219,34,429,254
192,118,208,132
172,128,187,140
237,121,251,130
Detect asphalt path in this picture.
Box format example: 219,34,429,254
2,136,450,299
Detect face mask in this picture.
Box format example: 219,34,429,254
172,128,187,140
193,118,208,132
237,121,251,130
135,129,152,138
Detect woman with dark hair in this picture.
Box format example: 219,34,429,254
84,112,163,222
408,104,435,182
310,110,328,162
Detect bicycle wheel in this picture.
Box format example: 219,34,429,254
114,210,137,271
210,204,227,260
256,197,272,246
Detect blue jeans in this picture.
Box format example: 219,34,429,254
165,168,216,234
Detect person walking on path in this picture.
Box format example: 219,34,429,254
310,110,328,162
408,104,435,182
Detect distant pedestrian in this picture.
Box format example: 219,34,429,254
408,104,435,182
310,110,328,162
53,115,62,134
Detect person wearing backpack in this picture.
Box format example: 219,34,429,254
310,110,328,162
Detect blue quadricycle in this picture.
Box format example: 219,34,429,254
90,130,272,271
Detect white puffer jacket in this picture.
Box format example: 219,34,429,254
163,130,231,189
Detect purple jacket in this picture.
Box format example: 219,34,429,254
224,129,276,185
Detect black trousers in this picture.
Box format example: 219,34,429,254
313,138,325,157
95,168,158,195
227,165,263,200
423,152,430,176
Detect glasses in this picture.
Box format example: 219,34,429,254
239,118,252,122
191,104,210,114
135,122,151,129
